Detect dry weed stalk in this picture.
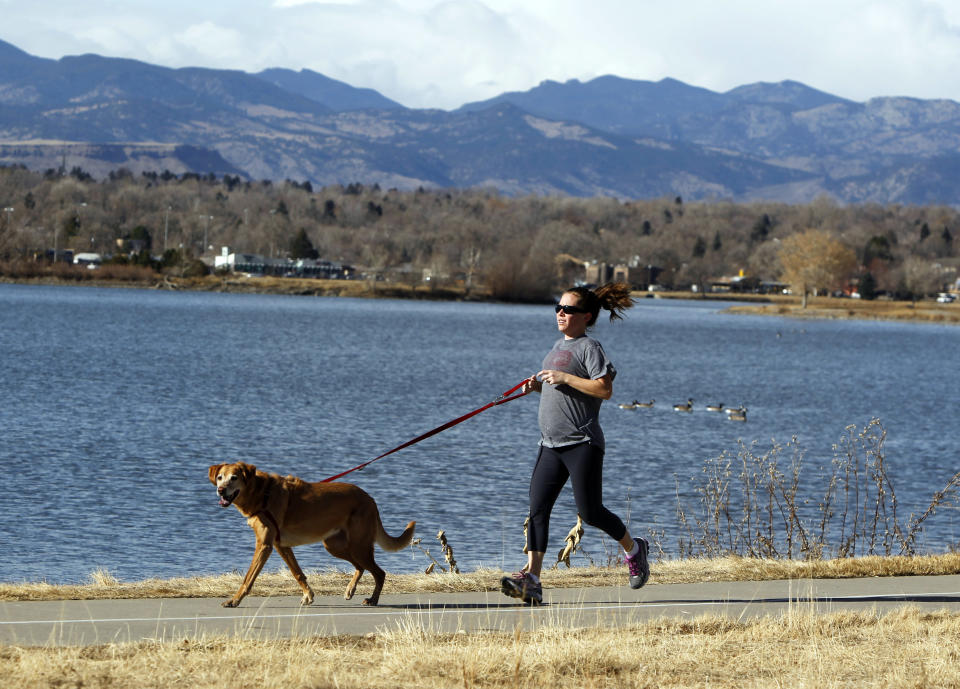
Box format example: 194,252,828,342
554,514,584,568
675,419,960,560
410,537,446,573
437,530,460,574
902,470,960,554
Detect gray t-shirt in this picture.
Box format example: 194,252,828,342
537,335,616,449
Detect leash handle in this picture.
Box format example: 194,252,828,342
320,379,532,482
493,379,529,403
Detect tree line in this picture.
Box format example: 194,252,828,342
0,165,956,302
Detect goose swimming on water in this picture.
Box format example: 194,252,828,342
673,398,694,412
726,405,747,421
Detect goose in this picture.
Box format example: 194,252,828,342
635,399,655,408
673,398,694,412
726,405,747,421
705,402,724,412
618,400,641,410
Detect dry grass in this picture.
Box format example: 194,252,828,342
3,607,960,688
1,271,481,300
723,294,960,324
4,553,960,603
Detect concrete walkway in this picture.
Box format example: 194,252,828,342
3,574,959,647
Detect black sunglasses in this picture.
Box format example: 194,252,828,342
555,303,588,314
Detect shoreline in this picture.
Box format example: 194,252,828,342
3,274,958,324
721,297,960,325
0,274,478,300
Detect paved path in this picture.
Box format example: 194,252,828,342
3,575,960,647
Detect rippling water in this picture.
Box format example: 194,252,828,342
1,284,957,584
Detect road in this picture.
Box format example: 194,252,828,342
2,575,959,647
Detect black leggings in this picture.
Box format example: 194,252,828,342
526,442,627,553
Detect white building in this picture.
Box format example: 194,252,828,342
213,247,352,279
73,252,102,268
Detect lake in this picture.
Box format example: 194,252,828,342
1,283,957,584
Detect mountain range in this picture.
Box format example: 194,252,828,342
2,38,960,205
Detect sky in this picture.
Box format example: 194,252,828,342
2,0,960,110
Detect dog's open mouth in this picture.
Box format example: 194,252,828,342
218,489,239,507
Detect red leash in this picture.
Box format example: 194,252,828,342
321,379,531,482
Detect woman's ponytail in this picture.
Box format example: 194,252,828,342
565,282,635,326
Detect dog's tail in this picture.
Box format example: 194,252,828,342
377,519,417,552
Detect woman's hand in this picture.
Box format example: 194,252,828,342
536,369,613,400
522,376,542,394
536,369,568,387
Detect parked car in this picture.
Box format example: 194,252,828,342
936,293,956,303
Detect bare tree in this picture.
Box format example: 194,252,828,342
778,229,857,307
902,256,944,302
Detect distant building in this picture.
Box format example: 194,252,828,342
710,275,786,294
213,247,353,279
584,261,633,286
73,252,102,268
583,261,662,290
42,248,73,264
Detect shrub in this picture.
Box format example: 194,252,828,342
675,419,960,559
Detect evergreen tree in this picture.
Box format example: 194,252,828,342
692,236,706,258
129,225,152,251
863,235,893,264
289,228,318,260
750,214,772,242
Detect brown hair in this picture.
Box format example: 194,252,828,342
564,282,634,327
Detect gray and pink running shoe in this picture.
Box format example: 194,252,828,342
626,538,650,589
500,571,543,605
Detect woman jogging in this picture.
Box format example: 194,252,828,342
500,282,649,605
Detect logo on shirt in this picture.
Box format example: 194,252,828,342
546,350,573,370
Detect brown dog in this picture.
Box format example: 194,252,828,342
208,462,416,608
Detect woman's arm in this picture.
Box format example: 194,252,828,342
536,369,613,400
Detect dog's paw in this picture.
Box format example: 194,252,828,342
299,593,314,606
221,599,239,608
361,597,378,606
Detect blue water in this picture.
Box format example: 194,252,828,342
1,284,957,584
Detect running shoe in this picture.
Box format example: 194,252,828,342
500,571,543,605
626,537,650,589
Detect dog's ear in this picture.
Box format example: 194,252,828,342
208,464,224,485
237,462,256,482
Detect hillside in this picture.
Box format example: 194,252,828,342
2,38,960,205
